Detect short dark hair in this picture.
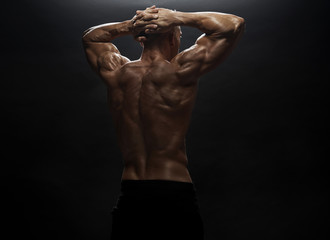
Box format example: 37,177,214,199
136,26,180,44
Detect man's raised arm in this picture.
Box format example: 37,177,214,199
135,8,245,77
178,11,245,76
82,7,159,73
82,21,131,73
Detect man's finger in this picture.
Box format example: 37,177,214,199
137,36,147,42
132,13,143,23
138,9,158,16
142,14,158,21
145,29,155,34
134,18,157,28
134,12,158,23
145,9,158,13
133,19,145,27
145,24,158,29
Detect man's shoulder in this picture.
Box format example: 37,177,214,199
172,46,206,66
112,59,182,77
124,59,143,66
108,60,145,79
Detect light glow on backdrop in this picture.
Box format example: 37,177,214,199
80,0,234,7
29,0,287,25
2,0,327,239
38,0,250,11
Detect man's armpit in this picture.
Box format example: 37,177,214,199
174,45,206,77
97,51,125,72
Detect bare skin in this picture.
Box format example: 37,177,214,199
82,6,245,182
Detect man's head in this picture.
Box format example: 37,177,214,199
136,26,182,58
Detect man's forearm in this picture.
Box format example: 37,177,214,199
172,11,244,37
82,20,133,43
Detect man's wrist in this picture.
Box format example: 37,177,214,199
171,11,199,28
170,10,184,27
125,20,134,34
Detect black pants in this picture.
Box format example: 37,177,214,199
111,180,204,240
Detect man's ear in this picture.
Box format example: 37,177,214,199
135,36,146,47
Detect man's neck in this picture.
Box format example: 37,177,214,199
141,43,172,62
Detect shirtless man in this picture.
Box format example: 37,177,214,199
82,5,244,240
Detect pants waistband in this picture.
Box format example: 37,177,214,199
120,179,197,197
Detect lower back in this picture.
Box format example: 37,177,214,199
109,60,197,182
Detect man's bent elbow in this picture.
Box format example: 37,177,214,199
233,16,245,35
217,15,245,37
82,28,93,42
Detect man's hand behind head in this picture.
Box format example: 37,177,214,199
133,7,176,35
131,5,159,42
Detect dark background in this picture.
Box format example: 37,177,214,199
1,0,328,239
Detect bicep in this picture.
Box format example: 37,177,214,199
196,34,242,75
83,42,129,73
174,32,243,77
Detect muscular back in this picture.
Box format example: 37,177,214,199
82,8,245,182
103,59,198,182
